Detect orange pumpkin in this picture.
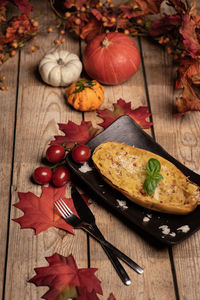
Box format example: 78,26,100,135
65,78,104,111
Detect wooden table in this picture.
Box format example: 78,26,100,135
1,2,200,300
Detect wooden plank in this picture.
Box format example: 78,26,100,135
141,35,200,300
0,3,22,297
0,51,19,298
3,3,88,299
83,38,176,299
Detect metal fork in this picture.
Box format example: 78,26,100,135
55,199,144,275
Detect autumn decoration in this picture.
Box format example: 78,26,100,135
82,32,141,85
1,0,200,114
14,99,150,299
65,78,104,111
39,50,82,87
15,99,152,235
29,253,117,300
15,99,152,234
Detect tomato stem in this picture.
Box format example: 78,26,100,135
49,160,65,170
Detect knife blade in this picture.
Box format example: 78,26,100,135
71,186,143,275
71,186,95,225
71,185,132,285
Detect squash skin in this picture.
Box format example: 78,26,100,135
39,50,82,87
92,142,200,215
65,78,104,111
83,32,141,85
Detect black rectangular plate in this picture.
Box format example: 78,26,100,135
66,115,200,245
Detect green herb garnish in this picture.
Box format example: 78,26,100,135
143,158,163,196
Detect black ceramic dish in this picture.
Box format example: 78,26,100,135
66,115,200,245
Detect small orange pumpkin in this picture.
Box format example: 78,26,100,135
65,78,104,111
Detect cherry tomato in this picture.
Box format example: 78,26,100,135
52,166,70,187
72,144,91,163
46,144,66,163
33,166,52,185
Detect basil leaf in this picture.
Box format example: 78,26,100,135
152,173,163,181
148,158,161,174
143,158,163,195
143,177,158,196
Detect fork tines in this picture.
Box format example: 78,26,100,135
54,199,72,218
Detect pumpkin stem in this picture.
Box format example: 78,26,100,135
101,37,111,48
57,58,64,65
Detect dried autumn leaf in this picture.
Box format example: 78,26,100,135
175,58,194,89
175,75,200,114
120,0,164,19
97,99,152,129
117,17,130,30
0,4,6,23
91,8,102,21
0,1,8,5
191,73,200,85
150,15,181,37
4,14,37,44
0,31,5,49
179,12,200,59
80,18,103,41
29,253,103,300
13,0,33,14
175,59,200,113
50,120,99,149
168,0,186,14
13,185,83,234
64,0,87,9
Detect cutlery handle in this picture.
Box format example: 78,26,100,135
88,224,131,286
83,225,144,275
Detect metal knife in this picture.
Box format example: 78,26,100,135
71,186,143,277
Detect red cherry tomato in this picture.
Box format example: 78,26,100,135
46,144,66,163
33,167,52,185
52,166,70,187
72,144,91,163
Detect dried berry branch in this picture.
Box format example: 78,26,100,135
1,0,200,114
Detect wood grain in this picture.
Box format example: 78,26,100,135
83,38,176,299
0,53,19,298
2,0,200,299
141,32,200,300
3,3,87,300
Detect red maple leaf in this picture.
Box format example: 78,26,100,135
107,293,117,300
97,99,152,129
50,120,99,149
13,185,87,235
29,253,103,300
13,0,33,14
179,12,200,59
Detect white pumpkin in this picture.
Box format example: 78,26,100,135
39,50,82,87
